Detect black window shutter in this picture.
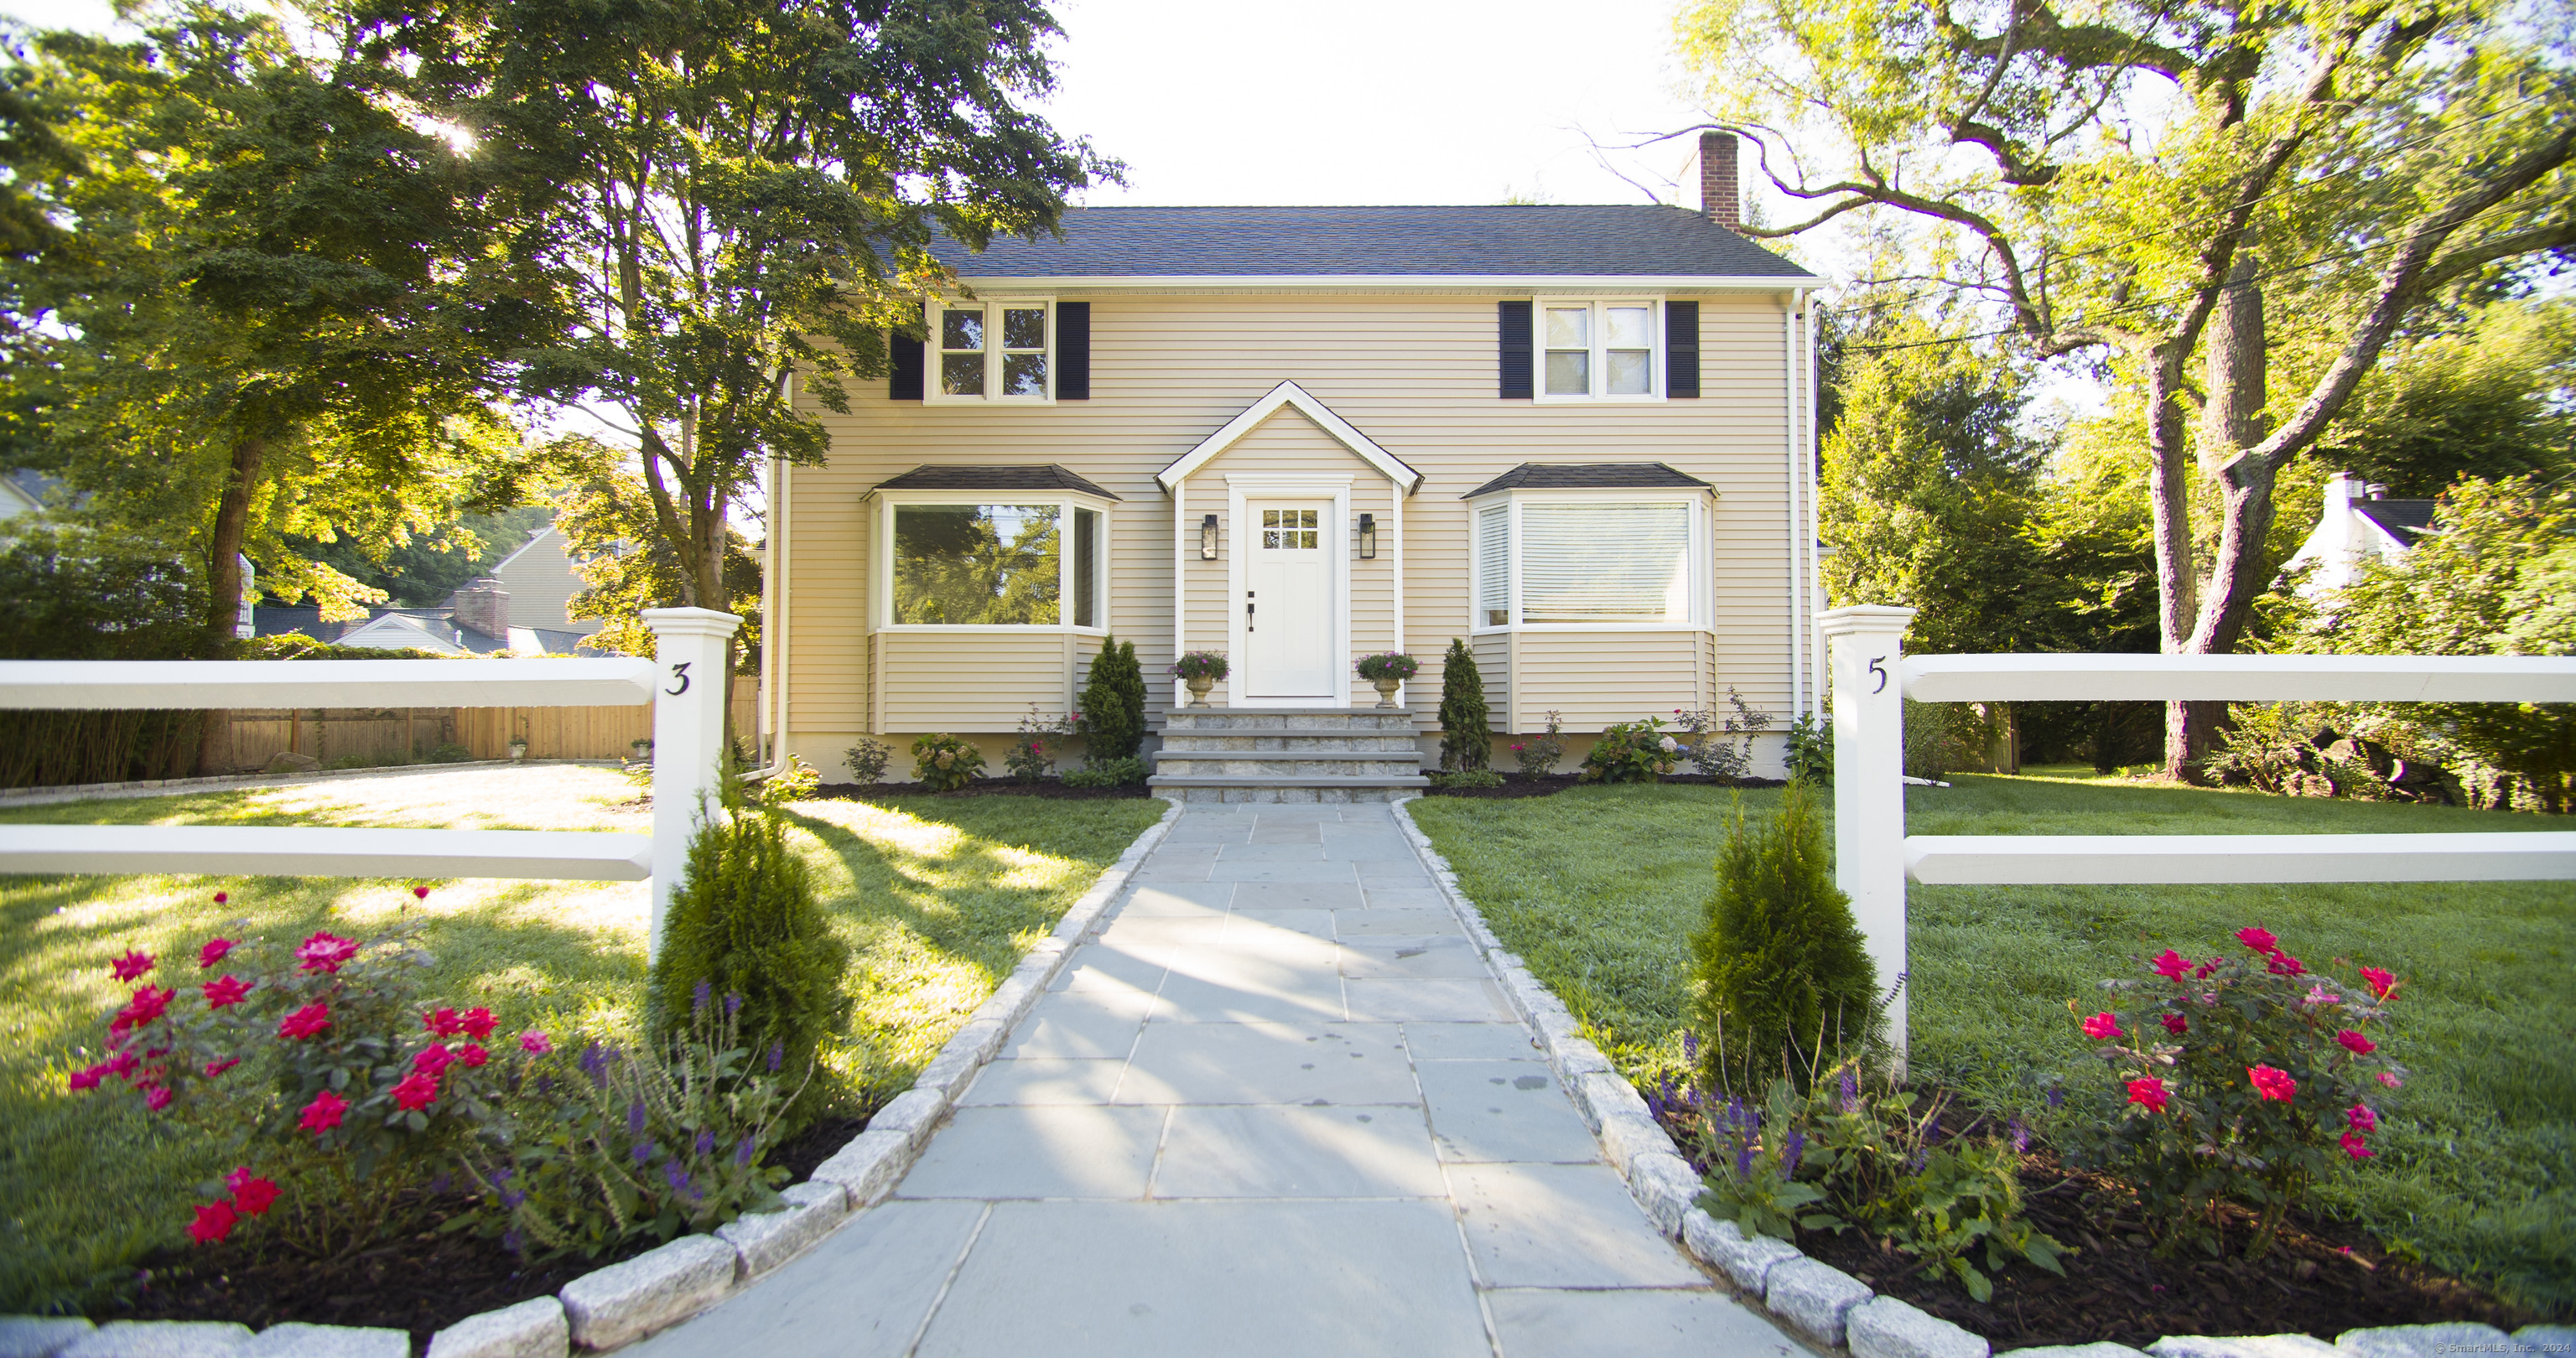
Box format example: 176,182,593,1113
889,303,924,401
1057,302,1091,400
1666,300,1701,398
1498,300,1533,399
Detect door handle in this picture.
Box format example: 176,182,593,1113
1246,599,1256,632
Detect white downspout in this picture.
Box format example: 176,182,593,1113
1783,295,1805,720
1803,293,1825,719
744,364,796,781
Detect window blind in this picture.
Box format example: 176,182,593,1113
1477,506,1511,627
1520,503,1690,623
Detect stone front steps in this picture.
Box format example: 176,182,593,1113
1149,707,1431,803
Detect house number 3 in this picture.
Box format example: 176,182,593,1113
667,662,691,696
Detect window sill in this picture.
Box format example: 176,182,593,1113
1529,394,1667,406
1472,622,1707,634
877,624,1104,635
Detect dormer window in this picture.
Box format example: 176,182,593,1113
1538,299,1661,402
929,299,1053,402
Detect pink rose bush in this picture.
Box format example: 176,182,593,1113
2075,925,2405,1255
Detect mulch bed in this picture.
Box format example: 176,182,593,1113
1425,771,1787,798
117,1195,661,1355
1651,1099,2539,1348
812,779,1150,802
109,1112,890,1354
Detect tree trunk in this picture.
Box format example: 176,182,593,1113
2165,257,2269,780
197,429,267,775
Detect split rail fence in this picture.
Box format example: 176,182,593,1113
0,608,745,956
1820,604,2576,1056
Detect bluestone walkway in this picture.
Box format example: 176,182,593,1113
631,802,1797,1358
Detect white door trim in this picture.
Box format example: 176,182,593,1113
1226,473,1353,708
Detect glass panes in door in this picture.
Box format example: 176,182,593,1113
1261,508,1319,549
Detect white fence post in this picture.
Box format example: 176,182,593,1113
1818,604,1916,1065
643,607,743,959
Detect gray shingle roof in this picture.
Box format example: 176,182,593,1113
872,464,1122,500
1462,463,1714,499
934,206,1816,279
2356,499,2437,542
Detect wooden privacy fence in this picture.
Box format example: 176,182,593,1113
0,608,745,957
214,686,759,770
1819,604,2576,1063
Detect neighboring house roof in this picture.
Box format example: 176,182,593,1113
932,205,1819,282
487,523,603,636
1157,381,1422,494
252,604,340,643
2355,499,2437,543
872,464,1123,500
1462,463,1715,499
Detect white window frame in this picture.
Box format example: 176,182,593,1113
1466,487,1711,633
924,297,1057,404
870,489,1112,633
1531,297,1665,404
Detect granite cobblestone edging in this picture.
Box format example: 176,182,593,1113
1384,800,2570,1358
0,801,1184,1358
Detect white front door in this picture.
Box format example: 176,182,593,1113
1241,500,1337,703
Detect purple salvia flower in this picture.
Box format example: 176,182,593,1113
501,1228,523,1255
579,1043,608,1086
501,1188,527,1210
491,1165,513,1183
1681,1032,1699,1060
767,1041,784,1074
724,993,742,1019
1782,1129,1805,1175
2009,1117,2029,1153
695,1128,716,1157
429,1173,451,1195
627,1100,648,1138
1735,1142,1757,1180
692,980,710,1016
663,1158,699,1201
735,1137,756,1168
631,1140,653,1165
1839,1068,1859,1112
2047,1086,2065,1110
535,1074,554,1096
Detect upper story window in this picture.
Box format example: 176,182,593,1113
930,299,1053,402
1538,299,1661,402
1469,490,1708,630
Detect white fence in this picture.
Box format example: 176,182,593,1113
1820,604,2576,1057
0,607,744,957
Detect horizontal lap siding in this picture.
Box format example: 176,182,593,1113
1514,632,1703,731
879,633,1067,731
1471,633,1510,733
790,293,1800,734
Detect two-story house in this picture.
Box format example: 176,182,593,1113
766,132,1827,798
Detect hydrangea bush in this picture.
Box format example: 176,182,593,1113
2075,925,2405,1256
1580,716,1678,783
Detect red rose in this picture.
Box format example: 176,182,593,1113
299,1090,348,1134
2360,967,2398,1001
391,1071,439,1112
2161,1013,2189,1035
459,1008,497,1040
413,1044,454,1076
456,1043,490,1068
2149,949,2191,982
277,1003,332,1040
111,949,155,982
293,932,359,974
198,938,234,969
2336,1029,2376,1055
204,1057,241,1078
226,1169,280,1216
202,975,253,1008
423,1008,464,1037
2235,925,2278,954
2126,1076,2170,1112
2080,1012,2124,1040
2248,1065,2297,1102
188,1200,237,1246
118,986,174,1030
143,1085,173,1112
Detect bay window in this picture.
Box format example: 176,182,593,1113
878,496,1106,630
1468,492,1706,630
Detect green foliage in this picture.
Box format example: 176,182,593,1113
351,0,1113,614
1436,639,1490,772
2309,476,2575,811
647,808,850,1122
1006,705,1072,784
1355,651,1420,683
1674,689,1774,781
1062,757,1145,788
1167,650,1228,682
1687,782,1880,1093
1696,1065,2064,1301
287,505,555,609
1579,718,1677,784
1427,769,1504,790
2076,931,2407,1256
1784,713,1833,785
910,733,985,791
1508,710,1566,779
1079,637,1146,764
424,743,472,764
556,469,761,662
756,757,822,806
2327,302,2576,497
841,739,891,786
479,1003,795,1261
1903,700,1984,780
0,524,211,785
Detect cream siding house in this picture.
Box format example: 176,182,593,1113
771,142,1826,793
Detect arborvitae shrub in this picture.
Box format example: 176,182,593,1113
1081,635,1146,762
1687,780,1880,1094
648,808,850,1120
1437,637,1490,772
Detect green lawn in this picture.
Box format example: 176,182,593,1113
1407,775,2576,1311
0,766,1166,1312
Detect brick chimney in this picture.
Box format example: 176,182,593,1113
1688,130,1743,232
449,577,510,645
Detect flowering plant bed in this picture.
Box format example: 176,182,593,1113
813,778,1150,801
1425,771,1787,799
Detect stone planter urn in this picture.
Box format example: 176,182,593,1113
1186,676,1216,707
507,740,528,761
1369,676,1401,709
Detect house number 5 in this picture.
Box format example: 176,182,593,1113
1868,657,1888,694
667,662,691,696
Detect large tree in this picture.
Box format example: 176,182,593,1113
3,7,553,652
353,0,1113,628
1678,0,2576,776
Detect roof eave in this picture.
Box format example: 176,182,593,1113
943,272,1824,291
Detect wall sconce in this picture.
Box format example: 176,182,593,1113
1357,513,1376,559
1200,514,1219,561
